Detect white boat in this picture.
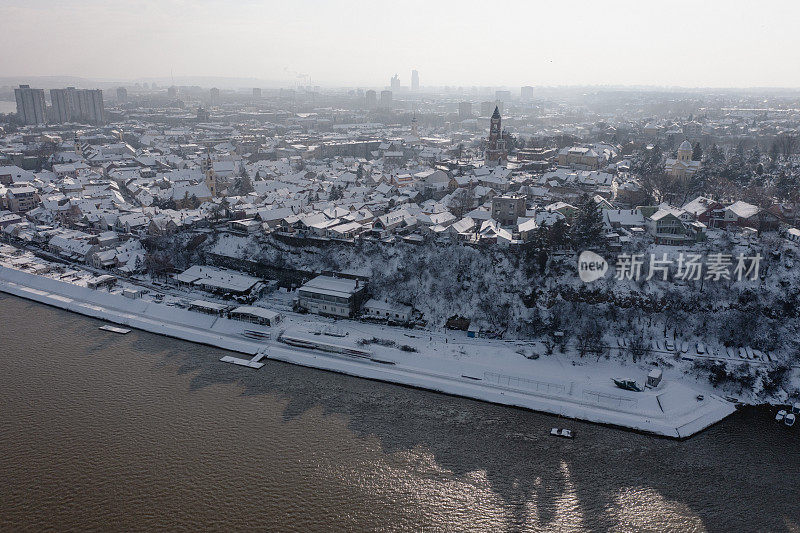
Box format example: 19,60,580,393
99,325,131,334
776,410,787,422
785,413,796,427
550,428,574,439
792,403,800,415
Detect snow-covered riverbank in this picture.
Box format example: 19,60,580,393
0,264,736,438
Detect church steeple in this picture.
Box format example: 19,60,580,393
203,147,217,197
485,106,507,167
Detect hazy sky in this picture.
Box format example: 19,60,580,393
2,0,800,88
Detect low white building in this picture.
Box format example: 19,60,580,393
229,306,282,326
363,298,412,322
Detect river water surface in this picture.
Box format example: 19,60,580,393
0,294,798,532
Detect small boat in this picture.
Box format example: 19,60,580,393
776,410,787,422
612,379,642,392
99,325,131,334
696,395,705,401
792,403,800,415
785,413,796,427
550,428,574,439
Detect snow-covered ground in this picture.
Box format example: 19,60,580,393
0,258,737,438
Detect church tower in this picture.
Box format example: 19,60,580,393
485,106,507,167
203,148,217,197
677,139,692,162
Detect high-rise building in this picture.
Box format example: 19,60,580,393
50,89,72,123
252,87,262,98
74,89,105,125
485,106,507,167
365,90,377,109
411,70,419,91
380,90,392,109
51,87,105,125
390,74,400,91
481,102,497,117
521,86,534,100
495,90,512,102
167,86,177,98
116,86,128,102
14,85,46,125
209,87,220,105
458,101,472,120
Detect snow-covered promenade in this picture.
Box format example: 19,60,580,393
0,265,736,438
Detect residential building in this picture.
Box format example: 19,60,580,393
558,146,603,170
521,86,534,100
492,194,526,226
5,185,39,213
14,85,46,125
646,207,706,245
74,89,105,125
50,89,72,123
365,90,377,109
297,275,367,317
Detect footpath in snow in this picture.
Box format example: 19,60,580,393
0,265,736,438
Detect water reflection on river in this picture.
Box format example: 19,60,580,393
0,294,797,532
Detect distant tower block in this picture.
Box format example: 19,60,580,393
411,69,419,91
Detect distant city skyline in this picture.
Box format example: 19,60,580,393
2,0,800,88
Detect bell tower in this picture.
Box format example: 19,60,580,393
203,147,217,197
485,106,507,167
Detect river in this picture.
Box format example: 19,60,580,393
0,294,797,532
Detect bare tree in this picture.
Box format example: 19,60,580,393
449,187,474,218
777,133,799,160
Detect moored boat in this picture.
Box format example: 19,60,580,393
550,428,574,439
612,378,643,392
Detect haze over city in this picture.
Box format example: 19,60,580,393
3,1,800,531
3,0,800,88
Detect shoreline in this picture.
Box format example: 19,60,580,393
0,264,737,439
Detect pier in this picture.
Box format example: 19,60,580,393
220,351,267,369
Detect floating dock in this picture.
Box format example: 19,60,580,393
220,351,267,369
99,325,131,334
